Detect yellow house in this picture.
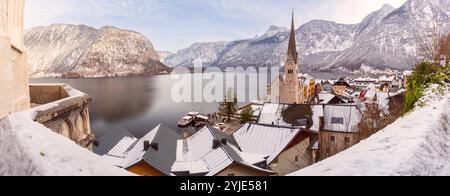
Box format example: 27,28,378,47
303,79,316,102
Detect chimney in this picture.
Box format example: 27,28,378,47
212,139,221,149
151,143,159,151
221,138,227,145
144,140,150,151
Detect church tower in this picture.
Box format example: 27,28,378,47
278,10,303,104
284,10,299,84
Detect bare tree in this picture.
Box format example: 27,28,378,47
415,18,445,64
357,93,405,141
439,33,450,66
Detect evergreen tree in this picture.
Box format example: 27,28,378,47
240,106,253,123
218,88,238,121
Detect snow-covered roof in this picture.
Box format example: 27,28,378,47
0,112,132,176
379,75,396,82
323,105,361,133
354,77,378,82
318,92,337,104
259,103,323,129
171,126,275,176
97,124,179,175
290,86,450,176
298,73,314,80
258,103,287,126
403,70,413,76
94,125,138,156
361,90,392,112
237,104,263,117
233,123,301,165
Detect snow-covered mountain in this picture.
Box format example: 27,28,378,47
157,51,175,64
162,41,230,67
164,0,450,71
25,24,169,78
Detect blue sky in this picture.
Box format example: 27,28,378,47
25,0,407,52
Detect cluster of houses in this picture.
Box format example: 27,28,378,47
93,13,410,176
94,121,314,176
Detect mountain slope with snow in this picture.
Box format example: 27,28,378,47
25,24,169,78
166,0,450,71
290,84,450,176
162,41,230,67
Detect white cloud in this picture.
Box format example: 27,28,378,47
24,0,409,51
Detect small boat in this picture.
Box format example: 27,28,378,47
178,115,194,127
178,111,210,128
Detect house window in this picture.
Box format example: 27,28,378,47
330,136,335,142
326,148,330,154
288,70,294,74
345,137,350,143
295,156,299,163
331,117,344,124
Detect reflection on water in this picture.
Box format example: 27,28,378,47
32,75,224,137
31,72,354,138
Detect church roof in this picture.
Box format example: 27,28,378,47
287,11,298,64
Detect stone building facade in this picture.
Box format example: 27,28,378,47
0,1,94,148
0,0,30,119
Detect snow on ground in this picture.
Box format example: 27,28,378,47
290,84,450,176
0,111,133,176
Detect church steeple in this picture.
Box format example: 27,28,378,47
287,10,298,64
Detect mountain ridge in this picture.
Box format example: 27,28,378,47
162,0,450,72
25,24,170,78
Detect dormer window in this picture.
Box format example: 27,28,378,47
331,117,344,124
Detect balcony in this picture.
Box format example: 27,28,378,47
29,84,95,148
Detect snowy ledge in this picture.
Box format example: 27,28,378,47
0,84,133,176
290,84,450,176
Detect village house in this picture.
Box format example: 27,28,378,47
267,12,305,104
332,77,352,96
94,124,179,176
303,78,317,103
255,102,364,162
318,105,362,160
321,80,334,93
233,123,314,176
316,91,347,105
96,119,318,176
0,0,94,148
353,77,378,87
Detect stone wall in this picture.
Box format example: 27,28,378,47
30,84,95,148
0,0,29,119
